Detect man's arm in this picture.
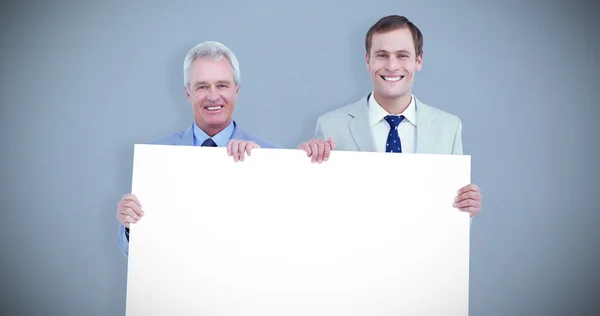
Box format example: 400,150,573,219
314,116,328,140
450,118,476,224
452,118,463,155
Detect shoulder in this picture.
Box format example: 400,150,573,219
417,98,462,128
232,125,282,149
317,94,369,123
319,104,353,121
254,137,282,149
144,126,191,145
144,131,182,145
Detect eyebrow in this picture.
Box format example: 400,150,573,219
374,49,411,54
193,80,232,87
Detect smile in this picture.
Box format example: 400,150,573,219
381,76,404,81
204,106,224,111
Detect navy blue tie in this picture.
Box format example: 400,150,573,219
384,115,404,153
201,138,217,147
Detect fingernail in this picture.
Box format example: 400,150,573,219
452,203,457,207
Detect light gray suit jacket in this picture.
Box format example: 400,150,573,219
314,93,463,155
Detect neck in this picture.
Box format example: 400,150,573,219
373,92,412,115
196,119,230,138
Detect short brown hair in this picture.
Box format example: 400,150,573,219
365,15,423,59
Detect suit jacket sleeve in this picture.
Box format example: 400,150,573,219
314,116,328,140
118,224,129,256
451,118,474,225
452,119,464,155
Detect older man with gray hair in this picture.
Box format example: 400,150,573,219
116,41,280,256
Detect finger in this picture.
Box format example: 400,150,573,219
453,199,480,210
454,191,480,203
130,194,142,208
309,143,318,163
456,184,471,195
230,141,240,162
249,142,260,156
227,140,234,156
323,141,331,161
121,208,141,222
327,137,336,150
317,142,325,163
457,183,480,195
122,201,143,218
238,142,247,162
456,205,475,213
118,213,135,226
299,143,312,157
459,206,480,216
127,215,138,224
122,194,141,208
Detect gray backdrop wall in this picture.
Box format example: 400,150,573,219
1,0,599,315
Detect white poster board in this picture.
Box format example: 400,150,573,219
125,144,471,316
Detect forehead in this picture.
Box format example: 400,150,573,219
370,28,415,54
189,57,235,83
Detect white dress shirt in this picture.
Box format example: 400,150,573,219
368,93,417,153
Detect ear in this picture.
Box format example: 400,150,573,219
234,83,240,95
415,53,423,71
184,86,194,107
365,53,371,70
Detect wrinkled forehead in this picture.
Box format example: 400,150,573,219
189,58,236,84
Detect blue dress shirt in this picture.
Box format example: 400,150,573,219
193,121,235,147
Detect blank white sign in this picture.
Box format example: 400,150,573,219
125,144,471,316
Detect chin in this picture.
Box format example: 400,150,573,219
204,117,228,126
377,89,406,99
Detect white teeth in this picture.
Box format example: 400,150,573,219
205,106,223,111
383,76,402,81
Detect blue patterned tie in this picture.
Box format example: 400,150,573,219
201,138,217,147
384,115,404,153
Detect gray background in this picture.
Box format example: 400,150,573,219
1,0,599,315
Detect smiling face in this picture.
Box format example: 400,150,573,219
366,27,422,105
185,57,239,137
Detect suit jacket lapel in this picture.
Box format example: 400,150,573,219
415,99,438,154
347,94,377,152
230,121,249,140
174,124,195,146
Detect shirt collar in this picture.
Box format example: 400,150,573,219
368,92,417,127
193,120,235,147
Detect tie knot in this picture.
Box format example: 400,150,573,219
384,115,404,128
201,138,218,147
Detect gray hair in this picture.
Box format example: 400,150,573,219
183,41,241,89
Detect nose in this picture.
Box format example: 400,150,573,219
207,87,220,102
385,56,400,72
